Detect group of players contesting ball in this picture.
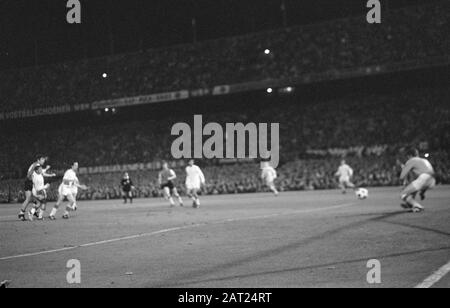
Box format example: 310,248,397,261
17,147,436,221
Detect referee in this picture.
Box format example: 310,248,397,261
121,172,134,204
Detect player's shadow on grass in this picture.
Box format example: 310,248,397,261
338,211,450,237
155,246,450,287
335,210,407,219
148,211,408,287
382,220,450,237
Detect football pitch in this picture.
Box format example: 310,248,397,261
0,186,449,288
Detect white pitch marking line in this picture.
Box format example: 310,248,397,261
0,202,355,261
415,260,450,288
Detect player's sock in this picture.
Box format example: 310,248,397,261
169,197,175,206
270,185,279,196
400,193,412,209
20,199,29,212
177,196,183,206
50,208,57,217
18,210,26,221
406,196,423,210
38,209,44,219
28,207,37,221
62,209,70,219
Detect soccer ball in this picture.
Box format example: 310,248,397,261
355,188,369,200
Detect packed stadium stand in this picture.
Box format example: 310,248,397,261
0,2,448,112
0,2,449,202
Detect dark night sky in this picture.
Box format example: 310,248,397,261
0,0,440,70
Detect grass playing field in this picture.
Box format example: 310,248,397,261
0,186,449,288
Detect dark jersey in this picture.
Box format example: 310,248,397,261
121,178,133,192
159,169,176,184
24,162,40,191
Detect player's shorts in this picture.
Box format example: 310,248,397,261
161,181,175,191
59,184,77,198
24,179,33,192
186,180,201,191
32,190,46,203
264,176,275,186
411,174,436,192
339,176,351,186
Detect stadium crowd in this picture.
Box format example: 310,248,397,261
0,2,448,112
1,83,449,203
1,85,448,178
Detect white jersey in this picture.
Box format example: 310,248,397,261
63,169,78,187
336,164,353,180
59,169,79,197
32,172,46,196
185,165,205,190
262,166,277,183
27,162,39,180
401,157,435,178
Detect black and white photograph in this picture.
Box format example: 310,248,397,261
0,0,449,293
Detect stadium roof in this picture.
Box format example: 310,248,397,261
0,0,442,70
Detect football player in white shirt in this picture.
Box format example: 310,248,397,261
49,162,88,220
399,148,436,212
185,159,205,208
261,161,279,196
335,159,356,194
28,164,51,221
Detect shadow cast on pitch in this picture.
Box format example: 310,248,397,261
340,211,450,237
154,246,450,287
381,220,450,237
148,211,407,287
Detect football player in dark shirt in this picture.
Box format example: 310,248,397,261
121,173,135,204
18,155,56,221
158,162,183,207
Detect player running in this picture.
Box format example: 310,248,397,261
335,159,356,194
18,155,55,221
261,161,279,196
185,159,205,208
400,148,436,213
49,162,88,220
158,162,183,207
28,164,50,221
121,172,135,204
